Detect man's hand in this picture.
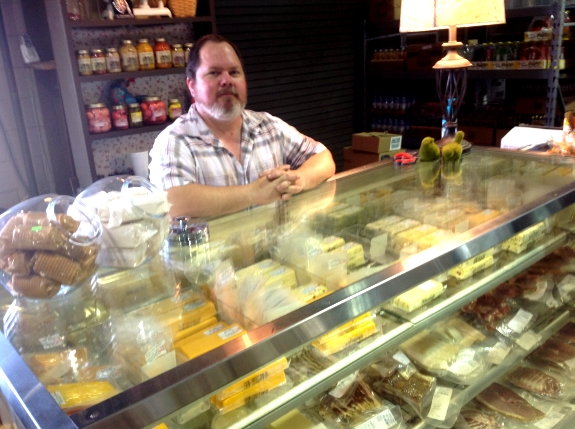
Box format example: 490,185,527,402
259,165,303,200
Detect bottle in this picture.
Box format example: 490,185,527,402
154,38,172,69
90,49,106,75
140,97,167,125
128,103,143,128
171,44,185,68
119,40,139,72
111,104,129,130
564,11,572,40
86,103,111,133
184,42,194,63
105,48,121,73
137,39,155,70
77,49,92,76
168,98,183,120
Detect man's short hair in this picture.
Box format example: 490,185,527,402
186,34,244,81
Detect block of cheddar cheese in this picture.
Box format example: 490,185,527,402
176,323,247,361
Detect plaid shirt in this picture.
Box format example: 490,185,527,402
149,104,327,190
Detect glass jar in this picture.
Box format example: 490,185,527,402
184,42,194,63
137,38,155,70
86,103,111,133
141,97,167,125
90,49,106,75
171,44,185,68
119,40,139,72
565,11,572,40
111,104,129,130
154,38,172,69
168,98,183,120
128,103,143,128
77,49,92,76
105,48,121,73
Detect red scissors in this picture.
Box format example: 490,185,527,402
394,152,417,165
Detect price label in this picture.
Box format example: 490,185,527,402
516,330,542,350
558,275,575,298
525,279,548,301
449,359,480,376
508,309,533,333
218,325,243,340
355,409,396,429
534,411,565,429
486,342,511,365
393,350,411,366
50,391,66,406
428,387,452,421
398,364,417,380
565,357,575,370
145,340,167,364
39,334,64,350
329,371,358,398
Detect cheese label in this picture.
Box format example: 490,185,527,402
50,390,66,406
144,340,167,364
392,350,411,366
428,387,452,421
183,300,205,312
204,323,225,336
218,325,243,340
39,334,65,350
564,357,575,370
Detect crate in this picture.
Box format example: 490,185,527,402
169,0,198,17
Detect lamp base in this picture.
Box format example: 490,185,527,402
435,122,472,154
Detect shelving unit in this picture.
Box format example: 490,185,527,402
44,0,216,188
364,1,571,144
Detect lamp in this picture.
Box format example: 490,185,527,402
400,0,506,149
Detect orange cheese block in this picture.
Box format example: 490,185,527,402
312,319,378,355
176,323,247,361
314,313,373,346
47,381,120,414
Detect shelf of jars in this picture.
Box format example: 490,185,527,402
85,120,173,144
67,16,213,29
78,66,185,83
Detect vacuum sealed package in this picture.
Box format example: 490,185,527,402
307,374,403,429
495,306,537,340
287,346,337,385
76,176,169,268
504,363,575,401
0,194,102,299
528,337,575,376
454,406,503,429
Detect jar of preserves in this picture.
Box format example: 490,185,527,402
111,104,129,130
140,97,167,125
168,98,182,120
137,39,155,70
119,40,139,72
90,49,106,75
171,44,185,68
86,103,112,134
154,38,172,69
105,48,121,73
128,103,143,128
184,42,194,63
77,49,92,76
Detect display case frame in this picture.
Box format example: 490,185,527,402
2,147,575,429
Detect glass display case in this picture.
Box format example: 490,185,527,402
3,147,575,429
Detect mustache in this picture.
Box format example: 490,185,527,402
217,88,238,97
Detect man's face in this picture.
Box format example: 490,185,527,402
187,41,247,121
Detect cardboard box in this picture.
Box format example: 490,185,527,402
495,128,511,147
343,147,401,171
406,43,443,71
352,132,402,153
459,125,494,146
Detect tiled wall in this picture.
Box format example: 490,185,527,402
0,0,55,210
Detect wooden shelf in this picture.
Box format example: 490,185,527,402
86,121,173,144
79,67,186,83
68,16,212,28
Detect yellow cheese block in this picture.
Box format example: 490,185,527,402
173,316,218,343
297,283,328,303
413,229,454,251
215,357,289,401
448,255,495,280
133,290,204,317
320,236,345,253
235,259,281,280
501,221,546,254
47,381,120,414
391,224,438,255
211,370,287,414
263,266,298,289
383,219,421,238
340,242,365,268
364,215,404,238
468,209,500,228
391,279,444,312
177,323,247,361
315,313,373,345
158,298,217,337
174,322,228,352
312,319,378,355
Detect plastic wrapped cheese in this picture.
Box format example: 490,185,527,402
501,221,546,253
390,224,438,255
176,323,246,361
391,279,445,312
47,381,120,414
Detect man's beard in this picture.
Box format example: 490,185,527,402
197,94,247,121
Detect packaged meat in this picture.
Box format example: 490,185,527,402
553,321,575,344
461,292,512,332
288,347,335,384
455,408,501,429
400,330,460,374
505,365,562,399
529,337,575,371
475,383,545,422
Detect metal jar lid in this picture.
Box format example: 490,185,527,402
184,43,194,48
77,49,89,55
169,98,180,104
172,43,182,49
112,104,126,110
155,37,166,42
106,47,118,53
122,40,133,45
143,96,161,101
128,103,141,108
138,38,149,44
91,48,103,54
87,103,107,108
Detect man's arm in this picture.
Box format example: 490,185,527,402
167,174,289,218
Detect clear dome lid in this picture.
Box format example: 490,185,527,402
0,194,103,299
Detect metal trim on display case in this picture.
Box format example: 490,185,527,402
3,149,575,428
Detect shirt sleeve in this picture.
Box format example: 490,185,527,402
149,128,196,190
266,113,327,169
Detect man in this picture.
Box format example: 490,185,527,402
149,34,335,218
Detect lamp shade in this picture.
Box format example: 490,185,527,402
400,0,506,33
